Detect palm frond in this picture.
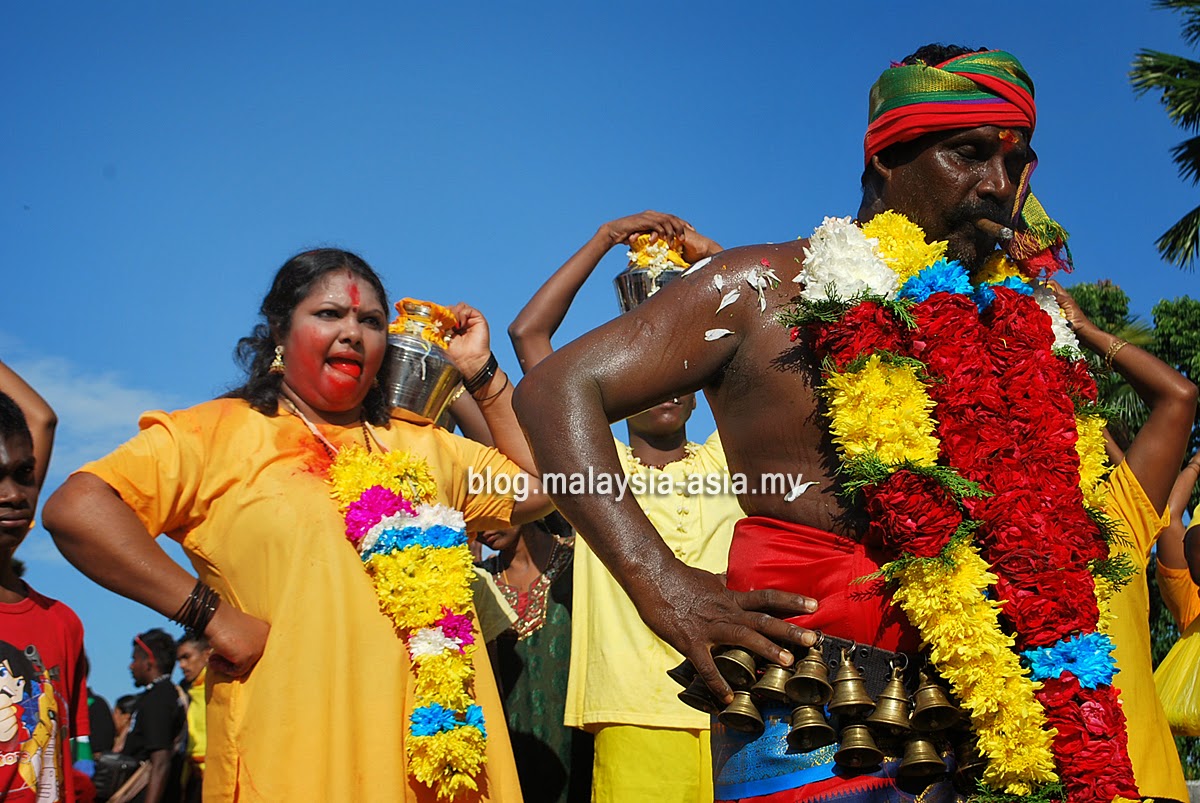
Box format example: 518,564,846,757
1113,319,1156,348
1156,202,1200,269
1131,49,1200,131
1154,0,1200,48
1171,134,1200,184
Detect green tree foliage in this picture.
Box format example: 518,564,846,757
1070,279,1200,777
1131,0,1200,269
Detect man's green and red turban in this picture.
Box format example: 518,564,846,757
864,50,1036,165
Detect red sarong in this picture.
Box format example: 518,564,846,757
725,517,918,653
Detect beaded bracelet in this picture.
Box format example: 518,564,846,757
171,580,221,635
463,353,499,396
474,371,509,403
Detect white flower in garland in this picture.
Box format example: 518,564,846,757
410,504,467,531
794,216,897,301
408,627,459,659
1031,282,1081,353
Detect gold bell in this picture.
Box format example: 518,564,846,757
954,739,986,783
784,646,833,706
865,667,912,734
714,648,758,691
667,659,696,689
827,649,874,718
898,735,945,778
677,675,720,714
834,723,883,769
786,705,836,753
717,690,765,737
752,663,794,704
909,671,960,732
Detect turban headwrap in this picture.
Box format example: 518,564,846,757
864,50,1035,165
864,50,1070,276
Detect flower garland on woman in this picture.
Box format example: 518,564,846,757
781,212,1138,801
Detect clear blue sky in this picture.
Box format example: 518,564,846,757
4,2,1200,701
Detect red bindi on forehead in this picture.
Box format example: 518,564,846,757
998,128,1019,154
348,280,361,306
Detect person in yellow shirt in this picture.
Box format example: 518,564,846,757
175,633,212,803
1055,286,1198,801
1157,453,1200,633
511,212,740,801
43,248,550,802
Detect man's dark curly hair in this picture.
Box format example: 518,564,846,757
899,43,988,67
226,248,391,425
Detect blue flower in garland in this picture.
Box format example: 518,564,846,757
465,704,487,737
973,275,1034,312
411,703,458,736
896,258,972,303
1022,632,1117,689
424,524,468,549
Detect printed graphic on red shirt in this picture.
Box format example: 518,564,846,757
0,640,62,803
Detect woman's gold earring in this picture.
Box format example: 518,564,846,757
270,345,286,374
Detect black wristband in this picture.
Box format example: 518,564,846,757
463,352,498,396
171,580,222,636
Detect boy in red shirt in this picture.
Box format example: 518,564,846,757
0,388,91,801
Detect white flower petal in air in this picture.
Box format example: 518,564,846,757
793,216,896,301
705,328,735,341
682,256,713,277
716,289,741,313
1031,282,1081,353
784,480,819,502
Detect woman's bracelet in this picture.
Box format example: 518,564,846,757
1103,338,1129,372
463,353,498,396
473,371,509,403
171,579,222,635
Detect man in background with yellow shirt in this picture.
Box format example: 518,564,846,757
175,633,211,803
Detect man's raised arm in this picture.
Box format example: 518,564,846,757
513,249,817,704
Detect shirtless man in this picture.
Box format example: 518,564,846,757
514,44,1152,797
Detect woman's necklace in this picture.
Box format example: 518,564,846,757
279,395,383,456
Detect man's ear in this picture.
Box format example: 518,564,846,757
868,153,893,184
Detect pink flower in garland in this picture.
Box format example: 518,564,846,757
435,610,476,650
344,485,416,545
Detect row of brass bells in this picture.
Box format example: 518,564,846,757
677,675,720,714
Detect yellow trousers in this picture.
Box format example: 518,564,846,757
591,725,712,802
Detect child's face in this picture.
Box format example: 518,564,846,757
0,434,37,558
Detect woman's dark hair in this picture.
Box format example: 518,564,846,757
227,248,391,425
115,695,138,715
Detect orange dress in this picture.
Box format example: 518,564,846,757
82,398,524,802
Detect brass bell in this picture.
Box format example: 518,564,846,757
667,659,696,689
751,663,794,704
827,649,874,718
898,735,946,778
784,646,833,706
714,648,758,691
677,675,720,714
717,690,765,737
954,739,986,782
834,723,883,769
865,667,912,734
910,671,960,732
786,705,836,752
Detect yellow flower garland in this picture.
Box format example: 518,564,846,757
861,210,947,284
825,355,941,465
1074,414,1110,509
890,542,1059,793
